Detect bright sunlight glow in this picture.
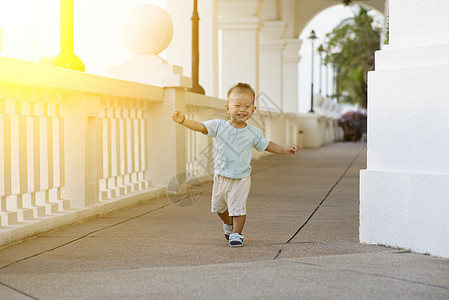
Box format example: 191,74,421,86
0,0,166,75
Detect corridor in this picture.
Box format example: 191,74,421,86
0,143,448,299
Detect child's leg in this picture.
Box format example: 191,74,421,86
217,209,232,225
232,215,246,234
227,176,250,235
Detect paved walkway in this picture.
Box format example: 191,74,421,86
0,143,448,299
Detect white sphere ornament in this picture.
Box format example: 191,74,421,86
120,4,174,55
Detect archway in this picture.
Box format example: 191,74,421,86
296,3,385,113
293,0,385,37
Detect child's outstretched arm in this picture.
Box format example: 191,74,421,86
171,109,208,134
265,141,298,155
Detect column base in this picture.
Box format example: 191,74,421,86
360,169,449,258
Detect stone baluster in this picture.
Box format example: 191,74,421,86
136,100,149,189
130,104,140,190
122,103,135,192
35,100,60,214
48,95,70,210
0,96,18,226
98,101,109,201
105,99,119,198
10,97,34,221
22,97,46,218
115,98,128,195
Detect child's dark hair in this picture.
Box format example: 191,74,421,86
227,82,255,103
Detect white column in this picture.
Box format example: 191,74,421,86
218,0,264,98
258,21,287,112
199,0,219,97
282,38,301,114
360,0,449,258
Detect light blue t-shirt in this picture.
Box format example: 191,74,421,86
201,119,269,179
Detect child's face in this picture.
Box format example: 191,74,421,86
225,90,256,126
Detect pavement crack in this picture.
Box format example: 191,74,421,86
0,200,175,271
287,260,449,291
274,249,282,260
286,147,365,244
0,281,39,299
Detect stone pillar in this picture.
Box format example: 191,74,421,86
257,21,287,146
282,38,302,114
61,94,100,209
199,0,219,97
146,88,186,186
218,0,264,98
360,0,449,258
258,21,287,111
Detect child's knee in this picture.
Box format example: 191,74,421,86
212,205,227,214
228,206,246,216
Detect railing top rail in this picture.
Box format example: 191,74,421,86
185,91,226,109
0,56,164,101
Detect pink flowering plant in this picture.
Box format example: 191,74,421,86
338,110,367,141
339,110,367,123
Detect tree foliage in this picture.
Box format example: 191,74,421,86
321,6,381,108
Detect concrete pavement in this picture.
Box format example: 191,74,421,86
0,143,448,299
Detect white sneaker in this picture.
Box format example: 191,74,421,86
229,233,244,247
223,223,233,240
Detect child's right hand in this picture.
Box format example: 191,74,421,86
284,145,298,155
171,109,185,124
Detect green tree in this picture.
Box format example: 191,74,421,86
321,6,381,108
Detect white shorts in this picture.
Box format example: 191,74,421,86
211,174,251,216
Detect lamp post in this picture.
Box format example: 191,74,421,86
187,0,205,94
326,63,330,98
336,66,341,102
52,0,85,71
308,30,317,113
317,44,324,95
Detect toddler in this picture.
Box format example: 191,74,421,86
171,82,297,246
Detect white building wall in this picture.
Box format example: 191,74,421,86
360,0,449,258
282,38,301,114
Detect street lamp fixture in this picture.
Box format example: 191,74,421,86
308,30,317,113
53,0,85,71
317,44,325,95
187,0,205,94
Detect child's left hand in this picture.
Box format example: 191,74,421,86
284,145,298,155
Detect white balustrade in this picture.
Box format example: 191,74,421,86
0,87,69,224
99,97,150,201
0,57,167,243
0,56,338,246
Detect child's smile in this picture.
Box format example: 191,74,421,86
226,91,256,128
